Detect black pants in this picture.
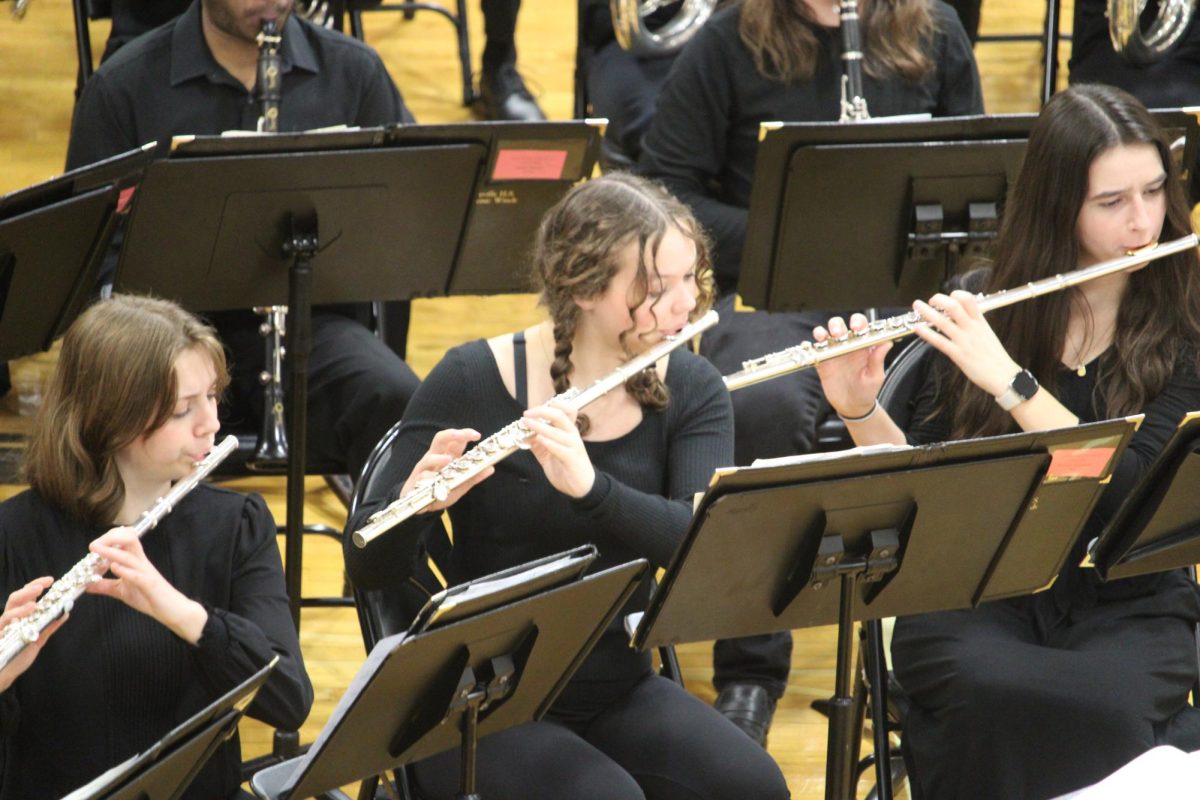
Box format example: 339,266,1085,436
698,295,837,698
411,672,790,799
481,0,521,71
218,309,419,479
587,42,676,160
893,591,1200,800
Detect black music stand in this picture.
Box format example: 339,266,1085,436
0,145,154,360
249,552,648,800
634,418,1138,800
112,134,486,631
737,111,1200,312
164,121,604,295
62,657,277,800
384,121,603,294
1089,412,1200,581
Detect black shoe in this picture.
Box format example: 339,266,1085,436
476,63,546,122
714,683,776,748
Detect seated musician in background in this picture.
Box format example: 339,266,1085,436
636,0,982,745
344,173,790,800
581,0,980,163
66,0,420,480
814,83,1200,799
1069,0,1200,108
0,294,312,800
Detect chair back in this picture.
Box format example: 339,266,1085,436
348,419,448,652
877,339,933,431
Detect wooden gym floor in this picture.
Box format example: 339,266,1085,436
0,1,1071,796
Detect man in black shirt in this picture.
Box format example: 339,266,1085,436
66,0,420,480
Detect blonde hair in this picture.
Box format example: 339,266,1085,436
23,295,229,525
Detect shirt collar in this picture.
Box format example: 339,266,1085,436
170,4,319,88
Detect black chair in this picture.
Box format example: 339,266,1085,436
71,0,109,100
345,0,474,106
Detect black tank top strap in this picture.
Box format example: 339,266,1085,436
512,330,528,408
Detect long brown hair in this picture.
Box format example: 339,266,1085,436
530,173,714,435
738,0,936,84
23,295,229,525
944,84,1200,439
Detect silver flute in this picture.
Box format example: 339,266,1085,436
724,234,1199,391
353,309,720,548
0,435,239,672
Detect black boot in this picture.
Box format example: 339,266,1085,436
477,61,546,121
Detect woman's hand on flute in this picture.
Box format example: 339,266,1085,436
87,527,208,645
911,290,1020,397
0,578,67,692
813,313,891,419
401,428,495,513
523,402,595,499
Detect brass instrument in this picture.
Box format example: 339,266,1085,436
611,0,717,57
723,235,1199,391
352,309,721,548
0,436,239,673
297,0,335,27
838,0,869,122
256,19,283,133
1109,0,1197,64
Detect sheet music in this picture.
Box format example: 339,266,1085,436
750,442,911,469
60,755,140,800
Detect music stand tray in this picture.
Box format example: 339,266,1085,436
61,657,277,800
251,550,647,800
634,418,1137,800
1089,411,1200,581
0,145,154,360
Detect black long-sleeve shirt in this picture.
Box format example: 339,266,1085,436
0,486,312,800
638,1,983,288
344,339,733,687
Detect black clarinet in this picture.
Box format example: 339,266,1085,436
256,19,283,133
837,0,869,122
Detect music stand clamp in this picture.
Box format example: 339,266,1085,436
634,420,1138,800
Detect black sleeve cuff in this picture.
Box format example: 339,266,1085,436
570,470,613,514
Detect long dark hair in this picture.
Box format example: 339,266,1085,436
23,295,229,525
946,83,1200,438
530,173,714,435
738,0,936,84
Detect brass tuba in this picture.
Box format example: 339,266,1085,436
611,0,718,57
1109,0,1197,64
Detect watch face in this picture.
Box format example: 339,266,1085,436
1012,369,1039,400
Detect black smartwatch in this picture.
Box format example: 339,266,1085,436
995,368,1039,411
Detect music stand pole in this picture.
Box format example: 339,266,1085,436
282,213,319,632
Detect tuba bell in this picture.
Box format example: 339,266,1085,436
1108,0,1197,64
610,0,718,57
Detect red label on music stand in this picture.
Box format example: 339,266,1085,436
492,149,568,181
1046,447,1116,479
